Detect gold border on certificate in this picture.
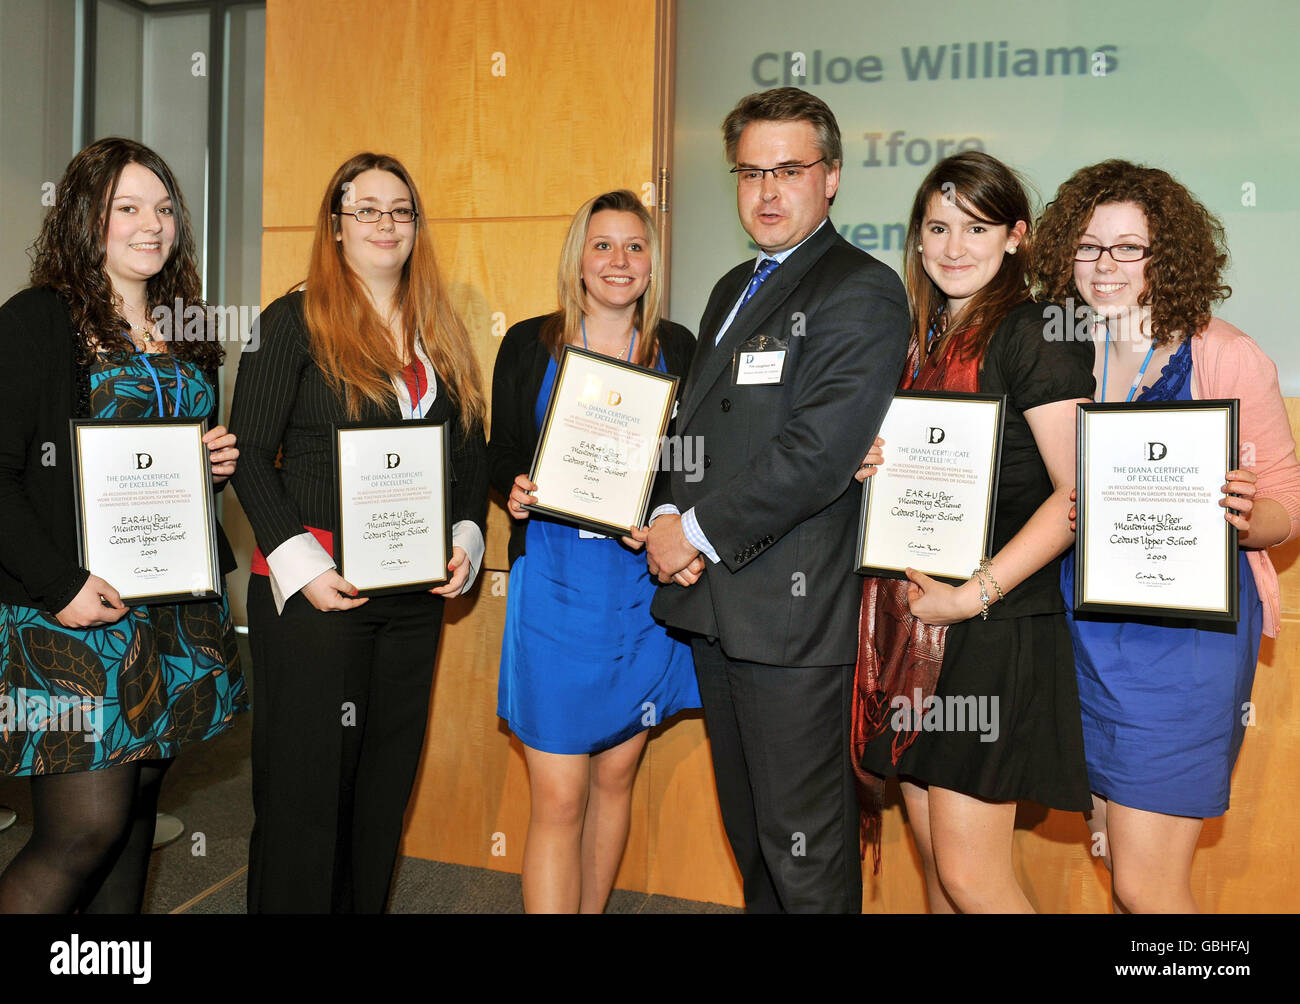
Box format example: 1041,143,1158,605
856,391,1005,585
70,419,220,605
333,421,451,598
527,344,679,537
1075,400,1238,621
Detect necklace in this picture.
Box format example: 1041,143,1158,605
580,316,635,360
118,297,156,344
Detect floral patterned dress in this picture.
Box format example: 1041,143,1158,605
0,352,247,775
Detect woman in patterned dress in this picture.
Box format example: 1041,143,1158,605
0,138,246,913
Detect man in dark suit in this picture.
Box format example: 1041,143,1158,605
643,87,909,912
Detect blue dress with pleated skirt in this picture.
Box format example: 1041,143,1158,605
1060,338,1261,817
497,353,700,754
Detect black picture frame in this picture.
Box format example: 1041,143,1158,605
527,344,679,538
1075,399,1239,622
856,390,1006,586
332,420,452,598
70,418,221,605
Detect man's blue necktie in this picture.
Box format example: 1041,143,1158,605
717,257,780,346
737,257,779,314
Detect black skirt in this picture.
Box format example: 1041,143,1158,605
861,612,1092,812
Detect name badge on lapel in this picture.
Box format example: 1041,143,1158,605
732,333,787,386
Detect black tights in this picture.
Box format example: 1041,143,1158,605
0,758,172,913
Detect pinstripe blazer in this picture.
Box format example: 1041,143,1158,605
229,291,487,562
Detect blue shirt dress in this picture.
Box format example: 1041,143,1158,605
1060,339,1262,817
497,353,701,754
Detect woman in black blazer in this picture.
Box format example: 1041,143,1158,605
0,138,244,913
230,153,487,913
490,190,700,912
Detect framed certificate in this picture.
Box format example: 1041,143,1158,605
70,419,221,605
527,344,679,537
856,391,1005,585
333,422,451,597
1075,400,1238,621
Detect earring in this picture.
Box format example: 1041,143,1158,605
916,245,923,253
1007,247,1017,255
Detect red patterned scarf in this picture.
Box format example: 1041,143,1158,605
853,329,980,870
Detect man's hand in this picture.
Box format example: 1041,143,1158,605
643,514,700,584
671,554,706,587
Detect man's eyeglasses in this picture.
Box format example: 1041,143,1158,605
339,208,418,224
730,158,826,185
1074,243,1152,262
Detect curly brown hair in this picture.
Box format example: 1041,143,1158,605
1033,159,1230,346
29,138,223,404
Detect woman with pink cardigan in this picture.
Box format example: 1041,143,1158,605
1034,160,1300,913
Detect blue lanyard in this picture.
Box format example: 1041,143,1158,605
135,349,184,417
1100,327,1155,403
581,316,636,360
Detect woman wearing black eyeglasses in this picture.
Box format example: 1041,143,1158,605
1035,160,1300,912
230,153,487,912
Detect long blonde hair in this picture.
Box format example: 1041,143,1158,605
539,190,663,369
302,153,486,429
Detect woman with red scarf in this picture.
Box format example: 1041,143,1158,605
852,152,1093,912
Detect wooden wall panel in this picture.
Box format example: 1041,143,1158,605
398,590,527,868
423,4,659,219
642,714,741,905
263,1,427,228
263,0,1299,913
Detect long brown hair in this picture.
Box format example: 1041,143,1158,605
539,190,663,369
302,153,486,429
29,137,221,374
905,152,1033,368
1033,160,1231,347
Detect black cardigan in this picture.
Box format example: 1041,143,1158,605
0,286,235,612
487,313,697,567
229,291,488,562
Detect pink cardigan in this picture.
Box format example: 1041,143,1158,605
1191,318,1300,637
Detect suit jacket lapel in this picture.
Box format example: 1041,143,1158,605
680,221,839,428
680,268,750,425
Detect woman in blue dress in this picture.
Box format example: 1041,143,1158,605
1036,160,1300,912
0,138,245,912
489,190,701,912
